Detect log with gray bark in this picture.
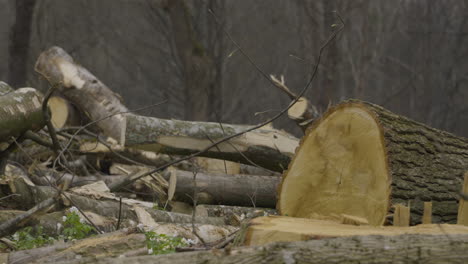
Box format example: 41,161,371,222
0,82,44,142
35,46,128,144
162,169,280,208
48,233,468,264
124,114,298,172
35,47,299,172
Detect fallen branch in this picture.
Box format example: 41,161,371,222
162,169,280,208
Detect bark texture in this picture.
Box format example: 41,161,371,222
0,82,44,141
55,233,468,264
362,100,468,224
279,99,468,225
125,114,298,172
163,169,280,208
35,46,128,144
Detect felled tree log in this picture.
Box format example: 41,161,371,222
124,114,298,172
35,47,299,172
279,99,468,226
7,229,145,264
35,47,128,144
162,169,280,208
0,82,44,141
244,216,468,246
7,223,237,264
65,233,468,264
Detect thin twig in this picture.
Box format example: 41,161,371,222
111,11,345,190
116,197,123,230
191,169,206,245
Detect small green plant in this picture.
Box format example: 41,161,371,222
144,232,188,255
152,201,166,211
62,211,94,240
11,226,55,250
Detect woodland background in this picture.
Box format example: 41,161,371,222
1,0,468,137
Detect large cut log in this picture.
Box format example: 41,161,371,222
35,47,128,144
162,169,280,208
124,114,298,172
62,233,468,264
35,47,299,172
0,82,44,141
244,215,468,246
278,99,468,226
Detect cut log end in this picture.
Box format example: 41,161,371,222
48,96,69,129
278,102,390,226
287,98,309,121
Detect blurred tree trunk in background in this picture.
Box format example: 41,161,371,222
8,0,35,88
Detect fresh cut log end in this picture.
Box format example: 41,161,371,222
278,101,391,226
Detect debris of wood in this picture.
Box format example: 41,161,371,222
393,204,410,227
278,99,468,225
35,47,128,145
36,47,299,172
3,43,468,263
194,157,240,174
0,82,44,142
244,215,468,246
0,197,57,238
196,204,276,219
422,202,432,224
458,172,468,225
55,233,468,264
123,114,298,172
7,228,144,264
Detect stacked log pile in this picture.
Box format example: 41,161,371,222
1,46,468,263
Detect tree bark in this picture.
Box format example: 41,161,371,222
35,46,128,144
162,169,280,208
58,233,468,264
0,82,44,141
279,99,468,225
244,215,468,246
35,47,299,172
124,114,298,172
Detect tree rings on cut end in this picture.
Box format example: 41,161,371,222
278,102,390,226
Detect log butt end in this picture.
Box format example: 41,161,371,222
278,102,390,226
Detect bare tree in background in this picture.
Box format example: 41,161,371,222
162,0,225,121
8,0,36,88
